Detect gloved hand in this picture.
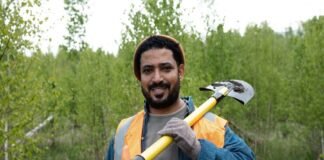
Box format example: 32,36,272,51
158,117,201,159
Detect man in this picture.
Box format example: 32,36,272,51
105,35,255,160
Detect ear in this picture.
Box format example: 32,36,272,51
178,64,185,80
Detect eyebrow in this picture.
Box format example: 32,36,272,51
141,62,175,70
141,61,173,67
159,62,174,67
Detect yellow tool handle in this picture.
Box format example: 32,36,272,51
138,87,230,160
139,135,173,160
139,97,217,160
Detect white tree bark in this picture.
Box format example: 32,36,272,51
5,121,9,160
25,115,54,138
321,130,324,158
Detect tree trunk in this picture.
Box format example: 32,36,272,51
4,121,9,160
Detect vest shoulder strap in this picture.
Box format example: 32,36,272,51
114,115,135,160
114,110,145,160
193,112,227,148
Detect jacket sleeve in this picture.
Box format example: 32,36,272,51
105,137,115,160
197,126,255,160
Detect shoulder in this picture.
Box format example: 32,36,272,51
201,112,228,127
116,110,145,134
193,112,228,134
193,112,228,148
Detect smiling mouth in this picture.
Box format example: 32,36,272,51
151,87,166,96
148,82,170,98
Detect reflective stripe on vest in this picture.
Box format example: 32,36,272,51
193,112,227,148
114,111,227,160
114,111,145,160
114,116,135,160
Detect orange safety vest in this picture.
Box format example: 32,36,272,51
114,110,227,160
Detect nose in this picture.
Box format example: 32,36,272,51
152,70,163,83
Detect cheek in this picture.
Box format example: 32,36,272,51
140,80,149,89
168,74,180,83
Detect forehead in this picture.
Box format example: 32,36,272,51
140,48,176,66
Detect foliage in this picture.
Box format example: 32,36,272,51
1,0,323,159
63,0,88,51
0,0,51,159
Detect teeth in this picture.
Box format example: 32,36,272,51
151,88,164,95
152,86,165,90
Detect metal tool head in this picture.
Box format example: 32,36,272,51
199,80,255,105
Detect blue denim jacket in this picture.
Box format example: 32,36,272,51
105,97,255,160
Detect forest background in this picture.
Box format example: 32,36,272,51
0,0,323,159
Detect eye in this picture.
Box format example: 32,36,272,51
162,66,172,72
142,67,153,74
160,63,174,72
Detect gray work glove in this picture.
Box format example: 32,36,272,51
158,117,201,159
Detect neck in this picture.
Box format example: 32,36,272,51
149,98,185,115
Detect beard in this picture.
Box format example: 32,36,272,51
141,77,180,110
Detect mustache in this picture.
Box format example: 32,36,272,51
148,81,170,90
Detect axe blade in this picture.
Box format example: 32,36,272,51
199,80,255,105
227,80,254,105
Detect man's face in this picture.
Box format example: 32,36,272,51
140,48,184,109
